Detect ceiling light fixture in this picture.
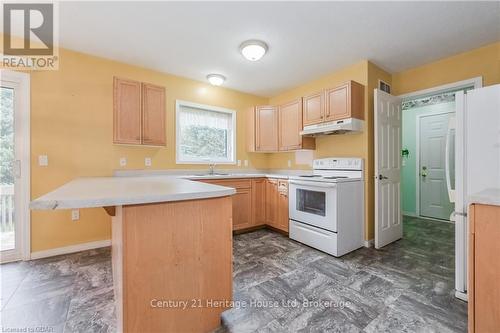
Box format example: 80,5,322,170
239,40,268,61
206,74,226,86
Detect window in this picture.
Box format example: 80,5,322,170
176,100,236,164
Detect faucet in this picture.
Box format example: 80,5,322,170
208,162,216,175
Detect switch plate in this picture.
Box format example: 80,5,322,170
145,157,152,167
287,160,292,168
244,160,248,167
237,160,241,167
119,157,127,167
71,209,80,221
38,155,48,166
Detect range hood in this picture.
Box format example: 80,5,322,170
300,118,364,136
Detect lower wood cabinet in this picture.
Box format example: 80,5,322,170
468,203,500,333
198,178,289,233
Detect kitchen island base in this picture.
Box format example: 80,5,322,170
112,196,233,333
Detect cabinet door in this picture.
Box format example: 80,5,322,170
142,83,166,146
252,179,266,226
265,179,278,226
302,91,324,126
470,204,500,333
232,188,253,231
325,83,349,121
114,78,142,144
277,181,289,232
279,99,302,151
255,106,278,152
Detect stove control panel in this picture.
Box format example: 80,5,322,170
313,158,363,170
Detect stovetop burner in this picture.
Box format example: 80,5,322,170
322,176,348,179
299,175,321,178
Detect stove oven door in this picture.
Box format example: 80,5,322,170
289,180,337,232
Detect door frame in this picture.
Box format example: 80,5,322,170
415,110,455,220
0,70,31,262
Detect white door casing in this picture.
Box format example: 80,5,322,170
419,112,455,220
375,89,403,249
0,70,30,263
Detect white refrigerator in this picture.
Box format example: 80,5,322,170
449,84,500,300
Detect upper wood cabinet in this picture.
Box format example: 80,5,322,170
302,91,325,126
113,77,166,146
254,106,279,152
279,99,315,151
325,80,364,121
142,83,166,146
113,78,142,144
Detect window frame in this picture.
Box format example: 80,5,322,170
175,100,237,165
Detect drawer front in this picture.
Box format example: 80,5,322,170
289,220,338,256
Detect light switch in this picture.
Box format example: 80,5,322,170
119,157,127,167
237,160,241,167
71,209,80,221
38,155,48,166
145,157,152,167
287,160,292,168
244,160,248,167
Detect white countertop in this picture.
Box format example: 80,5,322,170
468,188,500,207
113,169,308,179
30,176,236,210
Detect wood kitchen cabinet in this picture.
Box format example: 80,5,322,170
247,105,279,152
265,179,279,227
113,78,142,144
252,178,267,226
277,180,289,232
468,203,500,333
113,77,166,146
278,99,315,151
302,91,325,126
325,81,364,121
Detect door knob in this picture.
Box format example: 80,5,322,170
378,174,388,180
421,166,428,177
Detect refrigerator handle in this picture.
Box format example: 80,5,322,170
445,115,456,203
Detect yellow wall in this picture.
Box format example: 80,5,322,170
28,48,268,252
392,42,500,95
9,37,500,251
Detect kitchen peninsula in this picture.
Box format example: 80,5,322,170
30,176,235,333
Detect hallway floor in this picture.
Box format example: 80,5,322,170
0,216,466,332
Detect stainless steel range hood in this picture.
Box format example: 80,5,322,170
300,118,364,136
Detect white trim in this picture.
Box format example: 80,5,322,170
363,239,374,248
398,76,483,100
415,110,454,219
175,100,237,165
455,291,468,302
0,70,30,262
30,239,111,260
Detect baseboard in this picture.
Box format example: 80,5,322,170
455,290,468,302
364,239,374,248
403,211,417,217
30,239,111,260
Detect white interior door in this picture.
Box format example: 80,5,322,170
0,70,30,263
375,89,403,249
419,113,455,220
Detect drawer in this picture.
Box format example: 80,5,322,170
289,220,339,257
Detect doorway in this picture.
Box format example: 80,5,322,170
0,70,30,263
402,96,456,222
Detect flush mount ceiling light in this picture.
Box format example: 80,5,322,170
239,40,268,61
206,74,226,86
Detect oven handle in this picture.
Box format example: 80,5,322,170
289,180,337,188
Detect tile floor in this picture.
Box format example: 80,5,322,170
0,216,466,332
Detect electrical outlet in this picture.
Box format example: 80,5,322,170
119,157,127,167
71,209,80,221
244,160,248,167
38,155,48,166
287,160,292,168
237,160,241,167
145,157,152,167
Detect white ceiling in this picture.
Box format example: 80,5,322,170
55,1,500,97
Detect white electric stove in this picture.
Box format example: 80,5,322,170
288,157,364,257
